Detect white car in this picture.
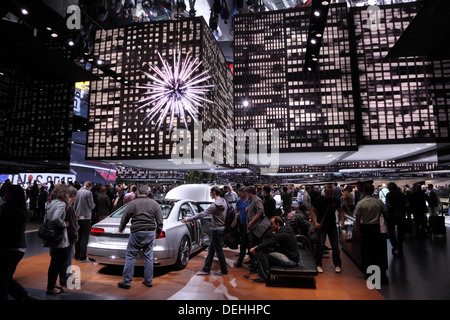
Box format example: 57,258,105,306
87,184,213,269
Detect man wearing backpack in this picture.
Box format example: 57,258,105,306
182,187,228,275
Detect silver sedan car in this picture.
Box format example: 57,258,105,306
87,184,213,269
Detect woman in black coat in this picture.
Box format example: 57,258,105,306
0,184,37,300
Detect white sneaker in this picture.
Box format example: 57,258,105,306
317,266,323,273
335,266,342,273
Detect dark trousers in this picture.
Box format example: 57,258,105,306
316,224,341,267
360,224,388,273
413,212,427,236
248,231,264,269
60,242,75,285
237,224,250,263
0,250,28,300
47,247,70,290
75,219,91,260
387,217,406,251
203,229,228,274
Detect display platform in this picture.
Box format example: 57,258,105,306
12,233,383,300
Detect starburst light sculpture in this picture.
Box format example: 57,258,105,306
136,50,215,131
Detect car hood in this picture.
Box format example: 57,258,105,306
165,184,214,203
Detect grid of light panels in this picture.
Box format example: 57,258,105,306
0,70,73,161
86,17,233,163
353,3,439,143
233,3,357,152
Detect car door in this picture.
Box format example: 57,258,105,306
179,202,200,245
191,202,212,247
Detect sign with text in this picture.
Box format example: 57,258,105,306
6,173,76,186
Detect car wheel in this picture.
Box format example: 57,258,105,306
175,236,191,270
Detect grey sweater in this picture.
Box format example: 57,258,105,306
119,196,164,233
74,187,95,219
187,197,227,231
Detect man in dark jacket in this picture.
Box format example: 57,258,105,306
250,216,299,283
262,186,276,219
117,185,163,289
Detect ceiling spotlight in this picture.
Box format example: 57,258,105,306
21,9,29,15
316,33,322,37
311,38,317,44
51,32,58,38
46,27,52,31
68,40,75,46
312,57,318,61
97,59,103,65
307,67,312,71
243,99,249,107
321,1,329,5
314,10,320,17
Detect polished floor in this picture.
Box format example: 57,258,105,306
12,219,450,300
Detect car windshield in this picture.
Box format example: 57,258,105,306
110,202,173,219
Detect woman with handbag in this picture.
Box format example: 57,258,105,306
43,184,70,295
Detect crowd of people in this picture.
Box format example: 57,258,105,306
0,178,448,298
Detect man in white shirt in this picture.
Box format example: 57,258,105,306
224,185,238,204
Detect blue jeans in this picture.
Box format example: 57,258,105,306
122,231,155,286
203,229,228,274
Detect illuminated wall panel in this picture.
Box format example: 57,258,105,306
233,3,357,152
86,17,233,162
353,3,438,143
0,71,73,162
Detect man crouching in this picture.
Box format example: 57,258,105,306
249,216,299,283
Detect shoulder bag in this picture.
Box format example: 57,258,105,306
38,219,64,245
308,202,332,242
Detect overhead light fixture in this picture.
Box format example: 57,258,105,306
51,32,58,38
310,38,317,44
243,99,249,107
97,59,103,65
68,40,75,46
316,33,322,37
314,11,320,17
307,67,312,71
46,27,52,31
21,9,29,15
312,57,318,61
321,1,329,5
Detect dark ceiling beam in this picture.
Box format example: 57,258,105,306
303,0,330,73
386,0,450,59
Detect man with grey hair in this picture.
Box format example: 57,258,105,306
74,181,95,262
118,185,163,289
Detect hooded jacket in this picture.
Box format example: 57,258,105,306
187,197,227,231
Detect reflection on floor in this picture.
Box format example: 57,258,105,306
381,228,450,300
14,223,449,300
14,232,382,300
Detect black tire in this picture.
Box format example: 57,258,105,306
175,236,191,270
